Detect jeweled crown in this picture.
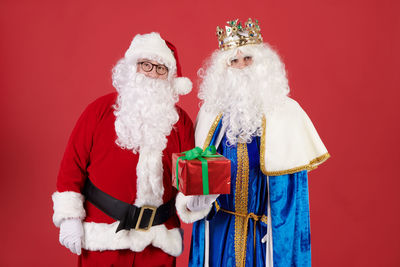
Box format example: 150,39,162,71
216,18,263,51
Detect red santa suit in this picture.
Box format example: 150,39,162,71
52,32,194,266
52,92,194,261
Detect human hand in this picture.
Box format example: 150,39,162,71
186,194,219,212
59,218,84,255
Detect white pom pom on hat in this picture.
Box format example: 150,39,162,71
172,77,192,95
125,32,192,95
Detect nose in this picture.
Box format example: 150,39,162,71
236,59,246,69
147,68,159,78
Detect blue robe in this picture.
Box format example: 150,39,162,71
189,121,312,267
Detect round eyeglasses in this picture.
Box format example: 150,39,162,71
138,61,168,75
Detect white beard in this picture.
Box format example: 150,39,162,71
113,67,179,206
218,67,264,145
198,44,290,146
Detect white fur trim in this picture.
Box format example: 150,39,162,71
125,32,176,75
82,222,183,256
195,97,329,175
175,192,212,224
194,107,226,149
52,191,86,227
173,77,192,95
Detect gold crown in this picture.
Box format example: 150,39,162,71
216,18,263,51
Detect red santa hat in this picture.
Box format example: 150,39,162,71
124,32,192,95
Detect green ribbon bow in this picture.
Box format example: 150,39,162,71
176,146,222,195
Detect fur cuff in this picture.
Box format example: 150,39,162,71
83,222,183,256
175,192,212,224
52,191,86,227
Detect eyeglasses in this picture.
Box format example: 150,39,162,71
137,61,168,75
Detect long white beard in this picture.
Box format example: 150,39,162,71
199,44,290,146
205,67,264,145
223,68,264,145
113,69,179,206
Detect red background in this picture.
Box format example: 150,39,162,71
1,0,399,266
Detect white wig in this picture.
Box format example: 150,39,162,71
198,43,290,114
198,43,290,145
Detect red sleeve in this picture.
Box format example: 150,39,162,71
177,106,195,152
56,99,102,193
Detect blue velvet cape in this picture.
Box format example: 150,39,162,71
189,121,312,267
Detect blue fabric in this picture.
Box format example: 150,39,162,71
269,171,311,267
189,218,206,266
189,126,312,267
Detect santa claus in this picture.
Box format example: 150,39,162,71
52,32,193,266
175,19,330,267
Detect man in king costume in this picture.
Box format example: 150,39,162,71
175,19,330,267
51,32,194,266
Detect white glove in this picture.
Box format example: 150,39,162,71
186,194,219,212
59,218,84,255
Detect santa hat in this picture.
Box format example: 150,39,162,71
124,32,192,95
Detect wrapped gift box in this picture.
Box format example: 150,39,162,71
172,151,231,196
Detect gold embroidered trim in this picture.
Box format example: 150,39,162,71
235,143,249,267
262,152,331,176
310,153,331,165
260,116,330,176
202,113,223,150
260,116,267,174
220,207,266,267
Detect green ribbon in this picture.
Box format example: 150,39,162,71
176,146,222,195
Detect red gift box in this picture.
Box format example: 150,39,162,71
172,152,231,196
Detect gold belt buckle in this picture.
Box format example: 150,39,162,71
135,205,157,231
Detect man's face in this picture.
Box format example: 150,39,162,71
136,58,168,80
228,50,253,69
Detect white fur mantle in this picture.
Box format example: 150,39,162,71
195,98,330,176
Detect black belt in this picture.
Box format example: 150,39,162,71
83,178,175,233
